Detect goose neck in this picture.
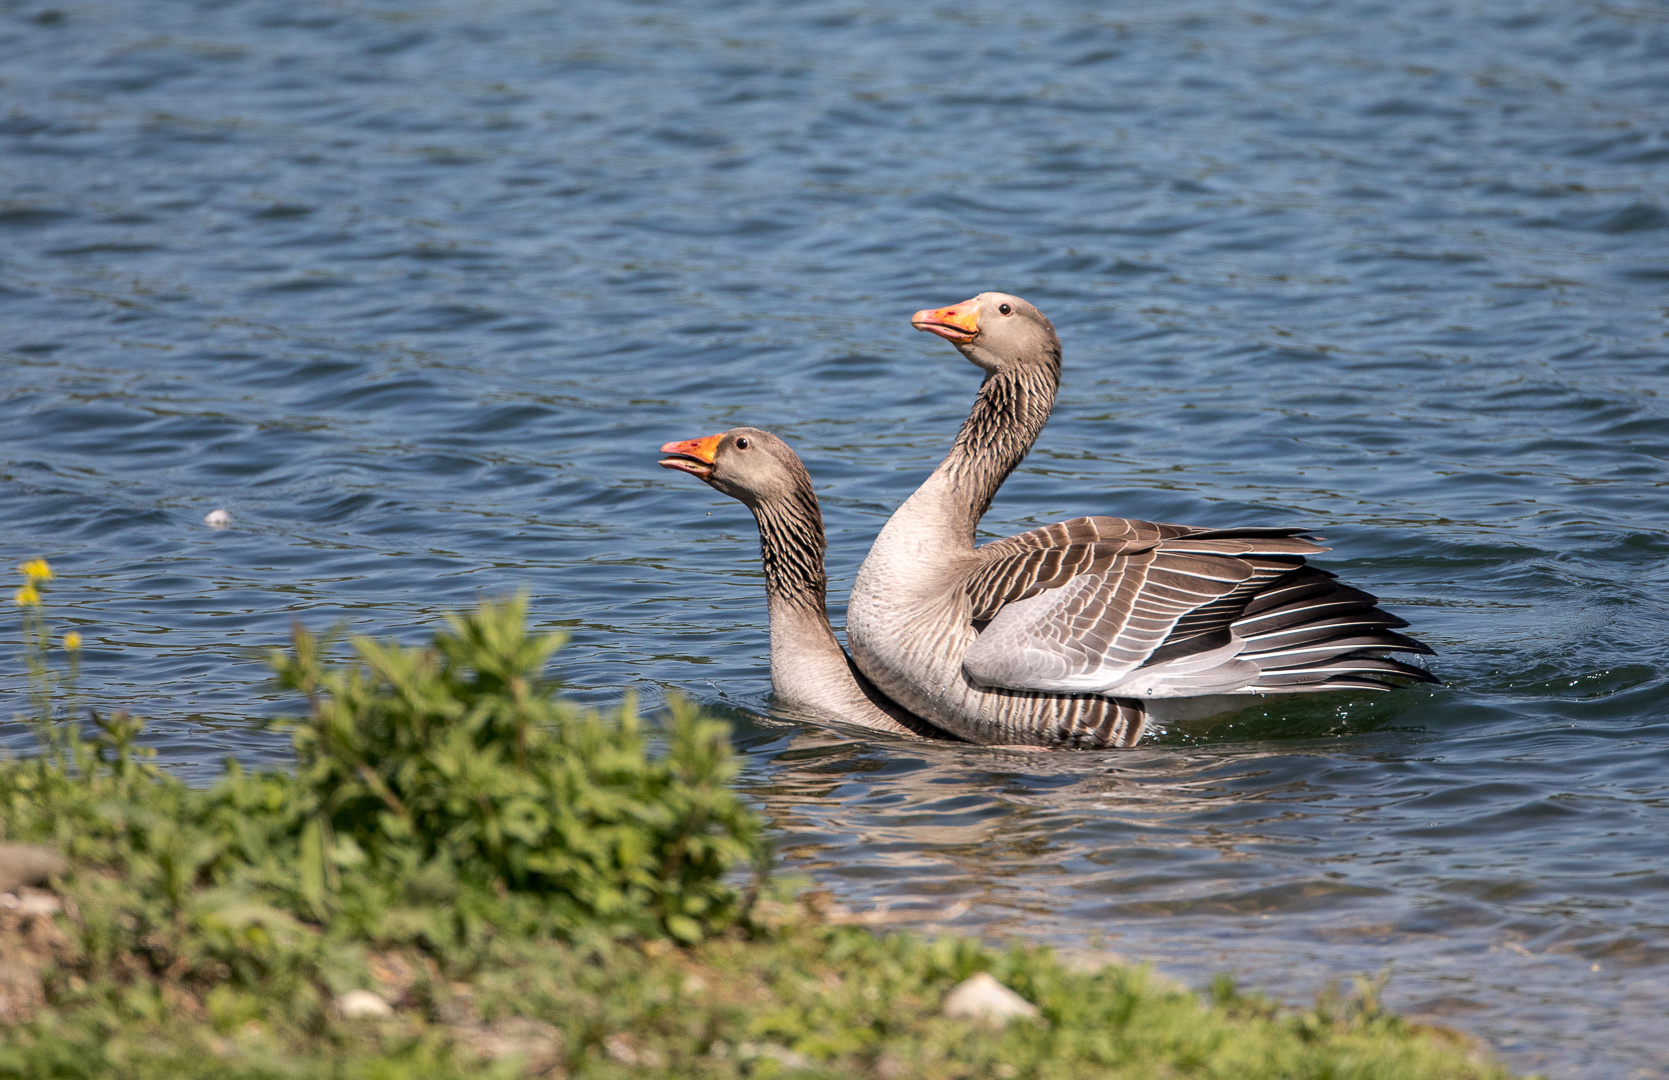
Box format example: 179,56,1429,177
931,362,1060,541
750,490,877,714
750,490,830,616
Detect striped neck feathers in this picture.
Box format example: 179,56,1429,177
942,358,1061,528
749,473,829,614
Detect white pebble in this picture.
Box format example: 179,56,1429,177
12,892,62,915
336,989,393,1019
204,508,233,530
941,973,1039,1024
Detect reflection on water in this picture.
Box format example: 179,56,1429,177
731,690,1669,1078
3,1,1668,1076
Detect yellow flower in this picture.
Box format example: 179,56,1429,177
17,559,52,582
13,586,40,607
63,631,82,651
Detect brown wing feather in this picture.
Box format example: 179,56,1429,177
963,547,1264,691
967,516,1224,622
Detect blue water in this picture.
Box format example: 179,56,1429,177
3,1,1668,1074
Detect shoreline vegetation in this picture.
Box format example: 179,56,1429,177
2,566,1521,1078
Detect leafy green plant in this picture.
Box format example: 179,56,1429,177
2,588,766,1030
268,593,765,943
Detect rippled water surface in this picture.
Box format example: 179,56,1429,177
4,1,1668,1074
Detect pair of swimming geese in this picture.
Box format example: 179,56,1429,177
659,292,1436,749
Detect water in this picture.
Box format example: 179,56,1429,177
3,0,1667,1074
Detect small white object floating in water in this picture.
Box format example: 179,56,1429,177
204,508,233,530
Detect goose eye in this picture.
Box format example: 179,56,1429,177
734,437,750,449
998,303,1013,315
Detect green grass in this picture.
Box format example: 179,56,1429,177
0,580,1522,1079
0,921,1514,1079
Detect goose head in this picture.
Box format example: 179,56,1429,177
910,291,1060,375
658,426,810,511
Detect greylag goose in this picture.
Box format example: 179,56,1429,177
659,428,956,740
845,292,1437,749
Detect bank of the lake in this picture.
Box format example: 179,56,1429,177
0,598,1517,1079
0,898,1518,1080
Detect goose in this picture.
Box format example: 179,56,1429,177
659,427,957,741
845,292,1437,749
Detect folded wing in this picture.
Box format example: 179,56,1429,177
961,517,1434,698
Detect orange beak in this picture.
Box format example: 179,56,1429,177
658,433,724,479
911,297,980,344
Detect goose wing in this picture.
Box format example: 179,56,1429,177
965,515,1219,620
963,518,1329,696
